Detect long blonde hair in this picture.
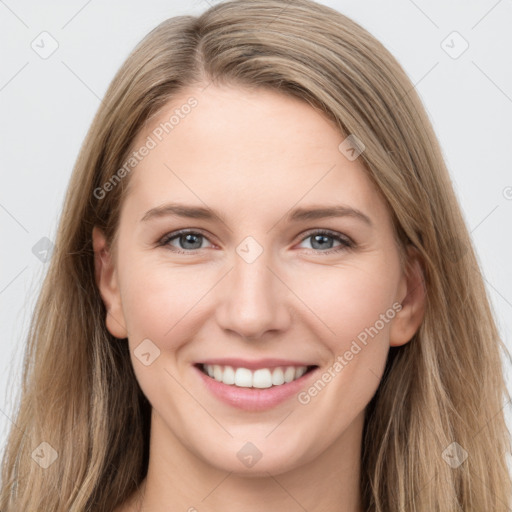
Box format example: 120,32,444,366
1,1,510,510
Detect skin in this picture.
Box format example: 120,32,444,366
94,83,425,512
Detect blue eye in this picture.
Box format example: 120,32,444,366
158,230,212,253
157,229,354,255
298,229,353,254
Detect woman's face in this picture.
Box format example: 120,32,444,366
94,84,424,476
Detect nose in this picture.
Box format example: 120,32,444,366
215,248,292,340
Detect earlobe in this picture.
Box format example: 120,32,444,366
92,226,128,339
389,246,426,347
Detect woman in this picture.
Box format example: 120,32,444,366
1,0,510,510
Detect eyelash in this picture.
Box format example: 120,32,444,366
156,228,354,255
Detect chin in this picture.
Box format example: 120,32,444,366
196,438,309,477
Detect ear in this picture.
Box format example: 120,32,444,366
92,226,128,339
389,245,426,347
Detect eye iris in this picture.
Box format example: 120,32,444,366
311,234,333,250
180,233,202,250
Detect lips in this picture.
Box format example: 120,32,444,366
193,358,319,411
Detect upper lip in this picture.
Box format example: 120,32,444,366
196,358,318,370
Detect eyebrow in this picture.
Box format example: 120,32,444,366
140,202,373,227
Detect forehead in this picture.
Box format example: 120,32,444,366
122,84,387,223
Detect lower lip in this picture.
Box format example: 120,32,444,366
193,365,319,411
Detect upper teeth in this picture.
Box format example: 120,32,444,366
203,364,309,388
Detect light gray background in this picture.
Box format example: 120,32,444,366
1,0,511,470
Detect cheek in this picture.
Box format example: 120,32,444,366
118,256,212,348
292,259,399,347
291,263,399,439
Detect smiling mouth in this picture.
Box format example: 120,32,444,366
195,363,318,389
